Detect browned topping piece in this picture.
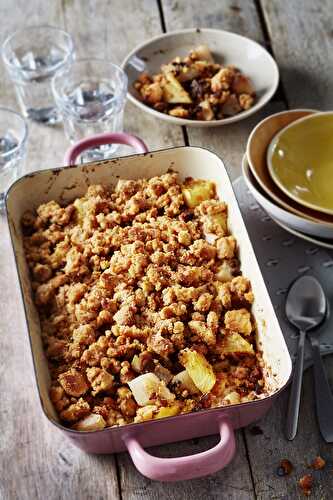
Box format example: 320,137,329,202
86,367,114,396
22,174,264,430
311,455,326,470
58,369,89,397
298,474,314,496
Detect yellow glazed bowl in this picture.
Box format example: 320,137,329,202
245,109,333,224
267,112,333,215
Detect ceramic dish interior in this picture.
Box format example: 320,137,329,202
267,112,333,216
247,109,333,225
242,155,333,240
122,28,279,127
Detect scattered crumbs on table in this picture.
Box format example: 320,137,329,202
298,474,314,496
276,459,293,477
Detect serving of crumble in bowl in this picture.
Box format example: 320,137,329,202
122,29,279,126
6,145,291,480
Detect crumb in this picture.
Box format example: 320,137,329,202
311,455,326,470
249,425,263,435
298,474,314,496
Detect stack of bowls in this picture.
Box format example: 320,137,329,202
243,110,333,248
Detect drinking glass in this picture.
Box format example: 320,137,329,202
2,26,74,125
52,59,128,161
0,108,28,209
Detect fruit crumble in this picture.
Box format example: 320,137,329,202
22,173,265,431
134,45,255,120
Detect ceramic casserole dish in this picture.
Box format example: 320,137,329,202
6,137,291,482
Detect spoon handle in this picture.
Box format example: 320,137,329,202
286,329,306,440
309,337,333,443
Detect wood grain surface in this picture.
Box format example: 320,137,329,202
1,1,333,499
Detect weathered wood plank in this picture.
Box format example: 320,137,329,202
0,1,183,500
160,2,333,500
260,0,333,109
0,2,120,500
118,432,255,500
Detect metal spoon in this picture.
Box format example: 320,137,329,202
285,275,333,441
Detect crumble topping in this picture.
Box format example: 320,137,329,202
22,173,265,431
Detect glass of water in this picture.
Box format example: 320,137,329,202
0,108,28,209
2,26,74,125
52,58,128,161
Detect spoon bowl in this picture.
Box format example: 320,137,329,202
286,275,327,332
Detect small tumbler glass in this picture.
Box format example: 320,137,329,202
0,108,28,209
2,26,74,125
52,59,128,161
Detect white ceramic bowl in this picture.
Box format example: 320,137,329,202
122,28,279,127
242,155,333,240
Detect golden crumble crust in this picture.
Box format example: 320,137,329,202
23,173,264,431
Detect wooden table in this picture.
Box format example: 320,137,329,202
1,1,333,498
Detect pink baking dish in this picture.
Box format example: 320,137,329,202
6,132,292,482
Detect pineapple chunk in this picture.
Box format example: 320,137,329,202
179,348,216,393
131,354,141,373
222,332,254,354
172,370,200,395
73,413,106,431
190,44,214,63
100,260,110,270
128,372,174,406
154,403,180,419
162,72,192,104
224,391,241,405
182,179,216,208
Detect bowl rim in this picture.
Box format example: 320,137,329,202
245,108,333,224
121,27,279,127
271,217,333,249
266,111,333,216
242,154,333,229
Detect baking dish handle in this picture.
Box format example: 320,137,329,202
124,417,236,482
63,132,149,165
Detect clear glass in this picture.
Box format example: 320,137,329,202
52,59,128,161
2,26,74,125
0,108,28,209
